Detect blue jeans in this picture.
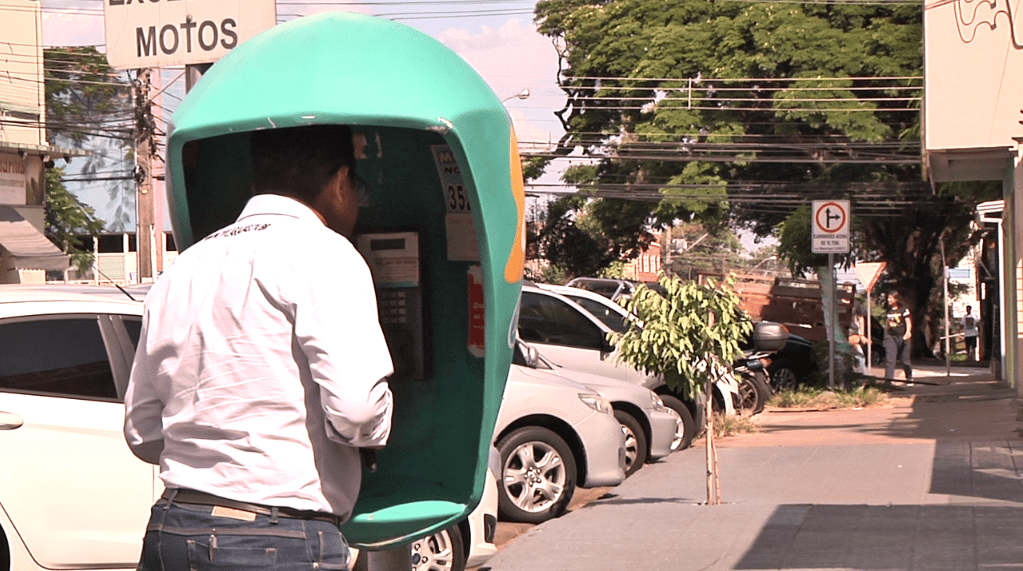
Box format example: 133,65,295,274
138,499,351,571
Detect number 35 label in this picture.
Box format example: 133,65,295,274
447,184,471,212
432,145,480,262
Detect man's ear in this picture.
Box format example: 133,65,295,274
330,165,350,194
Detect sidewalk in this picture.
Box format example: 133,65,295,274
484,364,1023,571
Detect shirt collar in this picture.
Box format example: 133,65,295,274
237,194,325,226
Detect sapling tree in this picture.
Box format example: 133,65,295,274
613,272,752,505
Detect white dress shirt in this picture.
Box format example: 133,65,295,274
124,194,393,519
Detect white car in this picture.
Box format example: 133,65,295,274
493,343,627,524
519,343,678,477
354,449,500,571
540,283,764,418
520,283,742,451
0,286,149,571
0,285,503,571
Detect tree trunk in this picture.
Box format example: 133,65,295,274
705,375,716,505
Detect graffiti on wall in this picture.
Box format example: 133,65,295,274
953,0,1023,47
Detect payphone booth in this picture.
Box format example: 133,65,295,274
163,12,525,548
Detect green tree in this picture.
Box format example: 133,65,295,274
777,181,999,352
614,273,752,504
531,195,655,278
44,167,105,273
45,46,134,231
665,221,746,280
531,0,992,354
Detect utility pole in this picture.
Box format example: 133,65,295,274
133,68,156,282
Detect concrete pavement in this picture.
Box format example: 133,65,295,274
484,364,1023,571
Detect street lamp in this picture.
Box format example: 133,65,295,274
502,88,530,102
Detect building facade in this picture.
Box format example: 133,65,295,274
0,0,70,283
923,0,1023,385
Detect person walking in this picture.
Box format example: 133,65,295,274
847,297,868,374
883,291,913,385
123,124,394,571
961,305,980,361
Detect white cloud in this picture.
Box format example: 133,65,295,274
435,18,564,145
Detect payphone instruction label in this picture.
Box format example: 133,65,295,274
431,145,480,262
356,232,420,288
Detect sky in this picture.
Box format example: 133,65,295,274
37,0,569,229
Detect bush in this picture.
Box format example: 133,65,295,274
713,412,759,437
768,386,889,409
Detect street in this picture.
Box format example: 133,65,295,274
484,364,1023,570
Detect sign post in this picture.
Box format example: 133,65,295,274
812,200,851,389
853,262,886,370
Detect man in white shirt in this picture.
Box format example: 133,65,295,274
960,305,979,361
124,124,393,571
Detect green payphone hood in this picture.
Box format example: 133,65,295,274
168,11,525,283
166,11,523,548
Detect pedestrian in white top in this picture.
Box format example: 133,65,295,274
961,305,979,361
124,124,393,571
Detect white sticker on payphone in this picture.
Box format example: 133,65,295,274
356,232,419,288
431,145,480,262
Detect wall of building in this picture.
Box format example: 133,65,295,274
0,0,45,147
923,0,1023,151
924,0,1023,387
625,242,662,283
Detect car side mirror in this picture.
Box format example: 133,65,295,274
524,345,540,368
600,336,616,354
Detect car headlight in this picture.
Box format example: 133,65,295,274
650,391,667,411
578,393,613,415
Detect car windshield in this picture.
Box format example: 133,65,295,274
566,296,630,333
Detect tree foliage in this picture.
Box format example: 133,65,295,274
665,221,747,280
531,0,995,353
531,195,655,278
614,273,752,396
44,47,134,231
44,168,105,273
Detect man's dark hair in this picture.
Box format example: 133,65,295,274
250,124,356,203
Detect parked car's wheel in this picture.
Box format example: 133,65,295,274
411,524,465,571
614,410,648,476
659,394,695,451
769,359,800,391
737,371,770,415
496,426,577,523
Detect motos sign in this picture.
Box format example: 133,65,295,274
103,0,276,69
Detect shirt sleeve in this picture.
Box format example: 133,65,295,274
123,310,166,465
287,238,394,448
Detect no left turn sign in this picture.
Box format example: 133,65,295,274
812,200,850,254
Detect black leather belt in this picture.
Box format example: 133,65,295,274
161,488,341,526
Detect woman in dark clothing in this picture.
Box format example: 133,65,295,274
883,291,913,384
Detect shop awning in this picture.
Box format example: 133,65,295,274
0,206,69,271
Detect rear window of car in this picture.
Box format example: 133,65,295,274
0,317,118,401
565,296,629,334
572,281,621,299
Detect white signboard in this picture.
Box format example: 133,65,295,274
811,200,850,254
432,145,480,262
0,153,27,205
103,0,276,70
